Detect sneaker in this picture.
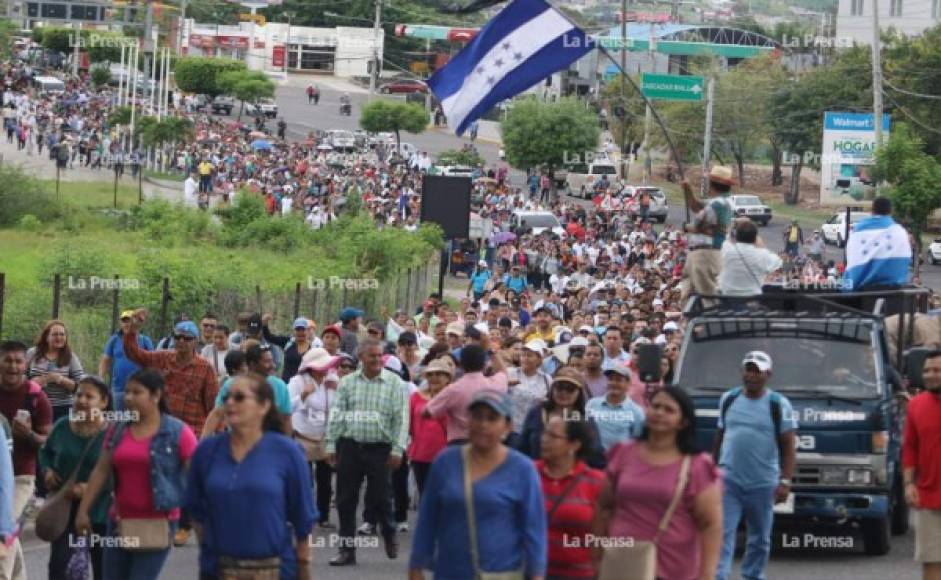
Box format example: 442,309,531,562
396,522,409,534
356,523,376,536
173,528,191,546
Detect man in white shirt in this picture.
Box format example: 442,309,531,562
183,172,199,207
719,219,783,296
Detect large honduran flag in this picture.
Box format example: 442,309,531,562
844,215,912,290
427,0,593,136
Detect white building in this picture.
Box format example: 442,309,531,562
836,0,941,44
181,19,383,78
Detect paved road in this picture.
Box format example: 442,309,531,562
20,509,921,580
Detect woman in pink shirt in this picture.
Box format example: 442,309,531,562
592,386,722,580
409,357,454,495
76,369,197,580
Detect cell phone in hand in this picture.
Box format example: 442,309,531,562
15,410,29,423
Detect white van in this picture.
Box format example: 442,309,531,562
33,76,65,95
565,162,619,199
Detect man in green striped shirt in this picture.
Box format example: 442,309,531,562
325,338,409,566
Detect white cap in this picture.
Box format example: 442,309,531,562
663,321,679,332
478,260,487,267
569,336,590,347
523,339,548,355
655,335,668,345
742,351,773,372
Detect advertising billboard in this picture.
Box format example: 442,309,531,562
820,111,891,207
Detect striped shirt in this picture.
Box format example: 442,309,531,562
26,348,85,408
325,368,409,456
536,460,606,579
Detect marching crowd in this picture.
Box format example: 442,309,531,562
2,59,941,580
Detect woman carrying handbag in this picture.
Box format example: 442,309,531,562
37,376,111,580
592,387,722,580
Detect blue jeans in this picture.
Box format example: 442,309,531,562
717,480,775,580
102,520,176,580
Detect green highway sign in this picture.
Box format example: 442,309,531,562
641,73,705,101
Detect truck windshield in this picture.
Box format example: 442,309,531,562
677,328,880,399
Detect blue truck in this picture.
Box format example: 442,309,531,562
677,288,930,555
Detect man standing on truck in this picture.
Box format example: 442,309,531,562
845,196,912,290
903,351,941,580
680,166,735,301
715,351,797,580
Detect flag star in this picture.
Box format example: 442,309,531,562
476,66,485,75
502,41,511,50
513,52,524,61
487,76,496,85
494,58,504,67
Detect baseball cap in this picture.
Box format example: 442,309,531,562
569,336,590,347
293,317,310,330
742,351,772,372
247,313,262,332
579,325,595,334
604,363,632,380
120,310,135,320
174,320,199,338
663,321,679,332
339,307,364,323
446,322,465,337
478,260,487,267
468,390,513,419
523,339,547,355
552,367,585,390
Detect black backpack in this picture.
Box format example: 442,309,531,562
715,387,786,463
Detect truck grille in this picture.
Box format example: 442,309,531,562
795,466,821,485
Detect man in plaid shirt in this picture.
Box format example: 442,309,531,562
326,337,409,567
123,308,218,547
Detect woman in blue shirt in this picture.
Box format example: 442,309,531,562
409,389,547,580
185,373,317,580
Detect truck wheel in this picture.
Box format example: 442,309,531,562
891,477,910,535
657,215,666,224
862,518,891,555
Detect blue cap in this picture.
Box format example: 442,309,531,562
293,317,310,329
174,320,199,338
339,307,364,323
468,390,513,419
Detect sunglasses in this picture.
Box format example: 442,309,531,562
174,335,196,342
223,391,248,403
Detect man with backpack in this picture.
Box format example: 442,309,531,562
0,340,54,580
714,351,798,580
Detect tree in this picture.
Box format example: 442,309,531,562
90,65,111,88
882,25,941,156
109,106,132,126
872,122,941,278
501,97,600,173
359,100,428,153
217,70,276,119
0,19,18,60
173,57,246,98
437,148,484,167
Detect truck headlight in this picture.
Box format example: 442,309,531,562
821,467,845,484
847,469,873,485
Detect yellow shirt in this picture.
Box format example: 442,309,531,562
524,326,557,344
198,161,213,176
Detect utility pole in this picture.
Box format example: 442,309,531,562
700,75,715,195
118,44,126,106
72,32,80,77
870,0,883,151
368,0,382,97
619,0,628,182
424,37,432,113
178,0,189,54
642,23,655,184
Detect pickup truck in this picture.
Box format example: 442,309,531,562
245,98,278,119
211,96,236,115
678,288,929,556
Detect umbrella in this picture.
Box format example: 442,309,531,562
251,139,272,151
249,131,267,139
492,231,516,244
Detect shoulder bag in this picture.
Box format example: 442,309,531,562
597,453,692,580
461,446,524,580
35,432,100,542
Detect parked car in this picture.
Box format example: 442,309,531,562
326,129,356,152
727,194,772,226
565,162,619,199
440,165,475,177
368,132,395,148
211,96,236,115
245,98,278,118
821,211,871,248
352,130,369,148
379,79,428,94
511,210,565,238
619,185,669,223
926,238,941,265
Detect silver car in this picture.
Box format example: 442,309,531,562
620,186,669,223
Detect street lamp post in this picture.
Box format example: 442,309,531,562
368,0,382,97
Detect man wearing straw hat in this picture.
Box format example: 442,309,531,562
681,165,735,301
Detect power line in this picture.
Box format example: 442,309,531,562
883,78,941,101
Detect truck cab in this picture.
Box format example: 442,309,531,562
677,288,929,555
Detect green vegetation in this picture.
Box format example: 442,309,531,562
217,69,276,119
437,148,485,168
172,57,246,98
501,97,601,172
359,100,429,153
90,65,111,87
0,166,442,365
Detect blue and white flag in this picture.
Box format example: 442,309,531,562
427,0,593,136
844,215,912,290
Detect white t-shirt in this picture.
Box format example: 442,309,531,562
719,241,784,296
281,197,293,215
183,177,198,206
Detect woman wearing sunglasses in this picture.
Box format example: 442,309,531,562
76,369,198,580
185,373,317,580
516,367,605,468
408,357,454,496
